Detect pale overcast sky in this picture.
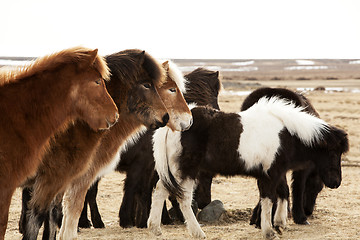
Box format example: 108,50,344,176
1,0,360,59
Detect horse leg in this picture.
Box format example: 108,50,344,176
19,187,32,234
86,180,104,228
160,201,173,225
291,170,310,224
0,185,15,240
257,178,278,240
194,171,214,209
136,181,159,228
78,198,90,228
22,207,48,240
273,177,289,235
41,212,51,240
43,196,63,240
303,171,324,217
178,179,205,238
147,180,170,236
59,180,90,240
23,182,64,240
169,195,185,222
250,200,261,228
119,178,137,228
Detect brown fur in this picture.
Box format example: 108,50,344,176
0,47,118,240
59,60,192,240
19,50,183,240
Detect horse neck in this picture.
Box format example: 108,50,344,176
3,69,74,151
98,111,144,158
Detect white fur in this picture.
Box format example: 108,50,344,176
238,96,329,172
261,198,277,239
148,180,169,236
178,179,206,238
95,125,147,179
152,126,183,186
274,198,288,229
151,127,205,238
167,60,187,93
188,102,198,110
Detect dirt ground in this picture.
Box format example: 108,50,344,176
5,78,360,239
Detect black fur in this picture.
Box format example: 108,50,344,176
241,87,348,226
78,68,222,229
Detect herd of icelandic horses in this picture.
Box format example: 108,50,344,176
0,46,349,240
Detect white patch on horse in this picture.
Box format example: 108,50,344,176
238,96,329,172
238,110,283,172
95,125,147,179
152,126,183,187
188,102,198,110
261,198,276,239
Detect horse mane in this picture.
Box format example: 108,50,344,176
106,49,165,88
244,97,329,147
184,68,222,109
0,46,110,87
165,60,187,93
321,125,349,153
241,87,319,117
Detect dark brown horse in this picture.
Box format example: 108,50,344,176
19,56,190,240
58,59,192,240
0,46,118,240
76,68,221,229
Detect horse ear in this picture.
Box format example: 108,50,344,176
138,51,146,65
88,49,98,65
79,49,98,69
162,61,169,72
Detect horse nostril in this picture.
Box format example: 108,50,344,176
162,113,169,125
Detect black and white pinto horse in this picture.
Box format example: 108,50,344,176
241,87,341,227
148,97,348,239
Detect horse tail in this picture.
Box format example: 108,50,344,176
256,96,329,146
152,128,184,199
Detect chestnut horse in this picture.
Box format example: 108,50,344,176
19,56,191,240
0,46,118,240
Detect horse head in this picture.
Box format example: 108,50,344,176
315,126,349,189
68,48,119,131
105,50,169,129
184,68,221,110
157,61,192,132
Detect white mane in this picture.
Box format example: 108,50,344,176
167,60,187,93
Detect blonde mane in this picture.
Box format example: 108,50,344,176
0,46,110,86
164,60,187,93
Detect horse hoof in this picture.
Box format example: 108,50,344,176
298,220,310,225
148,224,162,236
274,226,284,235
191,231,206,239
265,230,279,240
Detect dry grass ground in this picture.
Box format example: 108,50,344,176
5,77,360,239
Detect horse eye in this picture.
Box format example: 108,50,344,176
169,88,177,93
95,79,102,85
143,83,151,89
